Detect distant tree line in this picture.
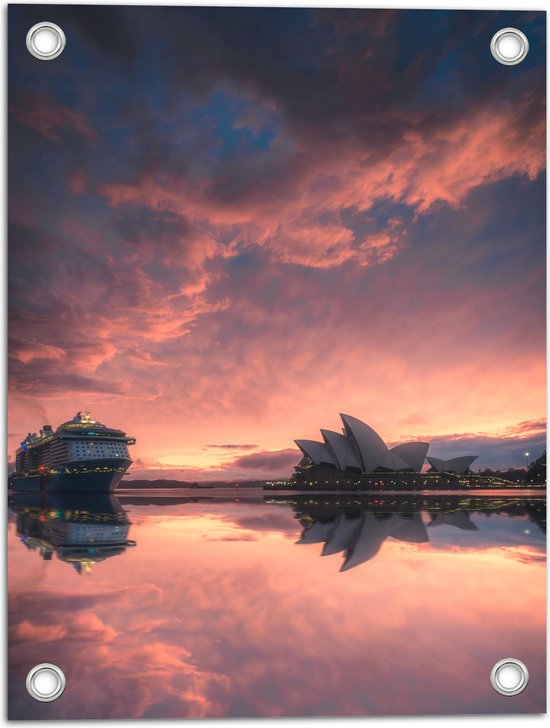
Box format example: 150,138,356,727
526,451,546,484
118,479,269,489
475,451,546,484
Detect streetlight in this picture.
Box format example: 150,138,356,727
524,452,530,471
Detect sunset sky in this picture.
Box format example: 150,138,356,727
8,6,546,479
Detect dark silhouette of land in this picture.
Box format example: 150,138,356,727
118,479,270,489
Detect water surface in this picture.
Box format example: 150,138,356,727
8,490,546,719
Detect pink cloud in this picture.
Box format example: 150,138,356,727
11,93,98,142
7,40,545,473
96,92,543,273
220,448,299,474
9,243,545,474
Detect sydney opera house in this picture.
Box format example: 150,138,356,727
291,414,481,489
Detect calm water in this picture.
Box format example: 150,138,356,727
8,490,546,719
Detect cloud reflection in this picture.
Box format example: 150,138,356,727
8,495,546,718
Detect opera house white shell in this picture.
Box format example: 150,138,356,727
295,414,431,474
427,456,478,474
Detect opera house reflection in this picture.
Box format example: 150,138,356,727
8,492,136,574
7,490,546,718
289,495,546,571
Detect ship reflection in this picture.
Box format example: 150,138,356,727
290,496,545,572
8,492,135,574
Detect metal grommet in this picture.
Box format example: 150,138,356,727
26,664,66,702
26,22,66,61
490,658,529,696
490,28,529,66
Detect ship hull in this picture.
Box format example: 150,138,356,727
8,458,131,494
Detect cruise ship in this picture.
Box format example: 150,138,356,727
9,411,135,493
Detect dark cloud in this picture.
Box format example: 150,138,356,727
9,588,141,615
224,449,299,473
204,534,258,542
112,205,193,250
422,419,546,470
8,361,131,397
232,512,299,535
207,444,257,450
